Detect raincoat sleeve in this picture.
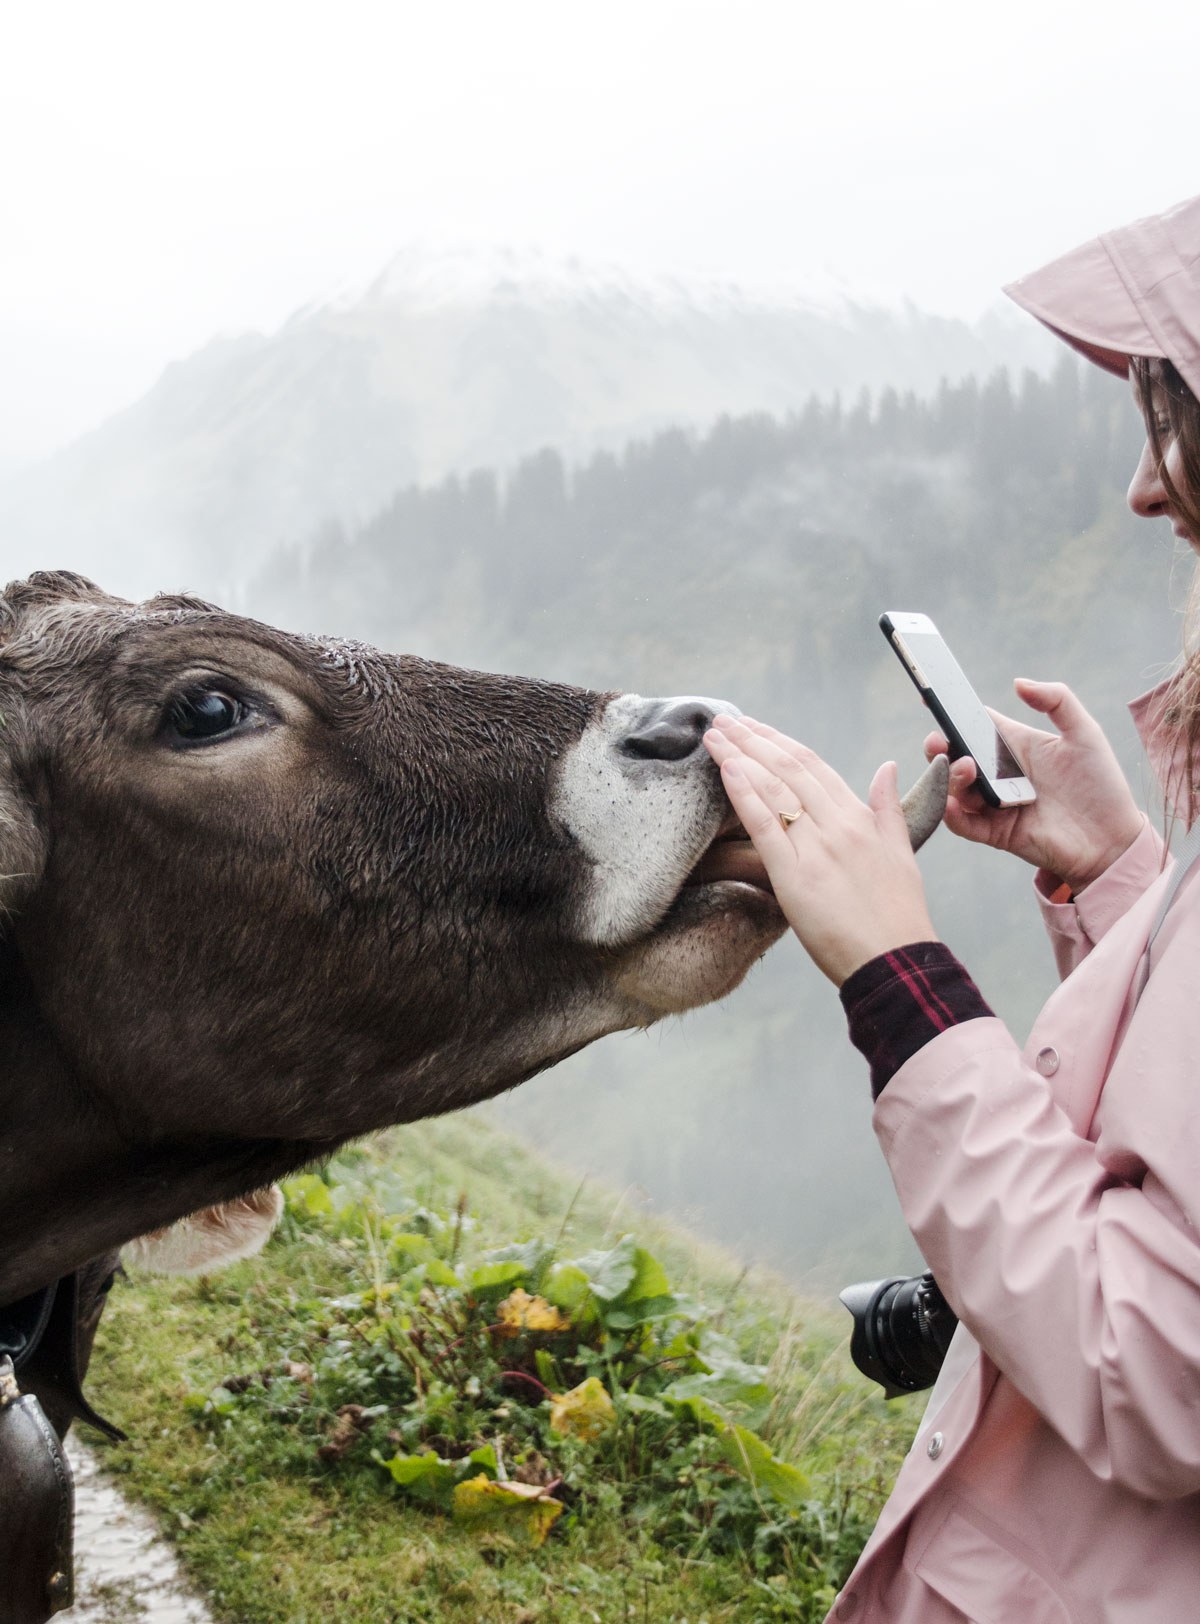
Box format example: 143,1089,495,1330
1036,815,1163,980
873,898,1200,1500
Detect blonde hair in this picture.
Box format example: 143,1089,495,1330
1130,357,1200,819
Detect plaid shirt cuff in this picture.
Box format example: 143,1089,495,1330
839,941,994,1099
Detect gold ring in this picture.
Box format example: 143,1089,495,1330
778,808,803,829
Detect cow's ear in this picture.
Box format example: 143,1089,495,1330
0,776,47,921
121,1186,285,1275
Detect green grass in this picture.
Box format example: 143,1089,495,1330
82,1113,919,1622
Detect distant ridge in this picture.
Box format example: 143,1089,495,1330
0,244,1055,600
353,242,875,316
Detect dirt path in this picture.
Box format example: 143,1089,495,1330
65,1439,217,1624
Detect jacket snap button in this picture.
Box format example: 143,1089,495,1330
1035,1045,1060,1077
837,1590,860,1618
927,1431,944,1459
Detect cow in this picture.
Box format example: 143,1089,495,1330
0,571,945,1619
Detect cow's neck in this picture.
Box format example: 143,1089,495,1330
0,1000,330,1305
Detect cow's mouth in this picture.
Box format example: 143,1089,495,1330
682,808,774,895
610,803,785,1014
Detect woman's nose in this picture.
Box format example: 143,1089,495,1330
1128,437,1170,518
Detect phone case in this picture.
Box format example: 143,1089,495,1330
878,613,1032,810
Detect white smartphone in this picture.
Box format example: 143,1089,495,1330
879,612,1036,809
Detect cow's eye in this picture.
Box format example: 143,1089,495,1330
166,690,246,743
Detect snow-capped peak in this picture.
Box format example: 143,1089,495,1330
343,240,884,320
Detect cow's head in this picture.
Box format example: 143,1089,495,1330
0,572,794,1286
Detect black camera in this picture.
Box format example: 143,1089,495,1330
838,1272,958,1399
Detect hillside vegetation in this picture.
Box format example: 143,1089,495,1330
86,1114,919,1623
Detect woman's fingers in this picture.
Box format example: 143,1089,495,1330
943,793,1015,842
921,730,983,807
947,754,979,794
1013,678,1098,740
709,715,850,817
741,718,858,806
707,716,830,814
705,745,801,867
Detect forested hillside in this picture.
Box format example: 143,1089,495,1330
0,255,1051,600
248,357,1184,1284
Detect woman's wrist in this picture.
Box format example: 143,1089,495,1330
821,909,939,989
1058,817,1145,894
829,936,937,990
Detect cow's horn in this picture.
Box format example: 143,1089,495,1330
900,755,949,852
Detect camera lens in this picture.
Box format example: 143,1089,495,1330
838,1273,958,1399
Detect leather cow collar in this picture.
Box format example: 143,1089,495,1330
0,1285,57,1373
0,1273,123,1440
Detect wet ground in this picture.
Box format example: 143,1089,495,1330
65,1440,216,1623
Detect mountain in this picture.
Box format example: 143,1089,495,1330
0,246,1053,599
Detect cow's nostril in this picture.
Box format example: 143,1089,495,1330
620,696,734,762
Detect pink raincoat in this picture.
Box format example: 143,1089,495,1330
828,199,1200,1622
830,707,1200,1620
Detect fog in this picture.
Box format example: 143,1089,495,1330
6,0,1200,462
4,0,1199,1289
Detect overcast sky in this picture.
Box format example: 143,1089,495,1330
4,0,1199,467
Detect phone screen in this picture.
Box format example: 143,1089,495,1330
895,626,1024,784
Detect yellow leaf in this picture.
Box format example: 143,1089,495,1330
548,1377,617,1442
451,1474,563,1548
495,1288,570,1337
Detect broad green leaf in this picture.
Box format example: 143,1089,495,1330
661,1362,770,1411
470,1239,553,1299
621,1247,670,1304
378,1451,457,1507
469,1260,528,1299
717,1424,809,1509
484,1238,553,1278
622,1392,671,1419
672,1393,724,1430
388,1232,436,1266
283,1174,332,1217
602,1293,682,1330
659,1328,699,1360
423,1259,461,1289
570,1235,639,1301
544,1263,591,1314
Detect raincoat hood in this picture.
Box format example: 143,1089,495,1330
1004,195,1200,401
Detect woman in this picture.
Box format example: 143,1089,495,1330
705,196,1200,1622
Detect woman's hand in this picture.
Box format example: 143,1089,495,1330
925,679,1142,892
703,716,936,986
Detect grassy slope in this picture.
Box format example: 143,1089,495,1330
82,1113,919,1623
